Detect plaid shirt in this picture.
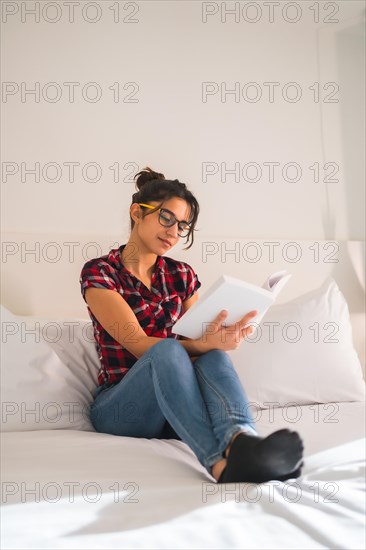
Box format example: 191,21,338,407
79,244,201,386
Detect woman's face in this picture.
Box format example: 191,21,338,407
133,197,191,254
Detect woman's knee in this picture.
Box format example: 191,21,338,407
207,349,229,360
151,338,189,361
198,349,232,365
150,338,194,377
194,349,236,374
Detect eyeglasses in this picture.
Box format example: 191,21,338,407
138,203,191,238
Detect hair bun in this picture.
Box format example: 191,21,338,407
134,166,165,191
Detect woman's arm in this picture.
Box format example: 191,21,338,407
85,287,206,358
85,288,257,359
180,292,200,360
182,291,199,312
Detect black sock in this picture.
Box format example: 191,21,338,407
275,462,303,482
218,429,304,484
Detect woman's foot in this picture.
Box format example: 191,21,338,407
211,430,249,480
211,458,227,481
217,428,304,484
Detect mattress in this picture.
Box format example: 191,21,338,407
1,256,365,549
2,402,365,550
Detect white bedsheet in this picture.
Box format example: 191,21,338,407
1,403,365,550
255,401,366,455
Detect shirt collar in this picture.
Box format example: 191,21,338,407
108,244,165,274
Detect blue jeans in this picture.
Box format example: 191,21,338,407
90,339,257,472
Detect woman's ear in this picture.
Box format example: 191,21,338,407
130,203,141,224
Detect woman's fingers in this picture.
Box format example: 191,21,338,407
204,309,258,348
226,310,258,331
210,310,258,334
211,309,228,327
240,311,259,340
242,324,255,337
202,310,228,339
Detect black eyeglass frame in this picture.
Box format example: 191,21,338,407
138,203,192,238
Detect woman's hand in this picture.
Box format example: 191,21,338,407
197,309,258,352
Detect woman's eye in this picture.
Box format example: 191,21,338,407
161,213,172,224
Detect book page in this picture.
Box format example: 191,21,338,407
262,271,292,297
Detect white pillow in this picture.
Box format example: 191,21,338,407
0,305,99,432
228,277,365,409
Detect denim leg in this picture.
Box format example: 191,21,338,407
90,339,255,471
193,349,258,454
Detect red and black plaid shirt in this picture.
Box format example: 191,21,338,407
80,244,201,386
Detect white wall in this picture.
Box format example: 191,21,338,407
1,0,365,242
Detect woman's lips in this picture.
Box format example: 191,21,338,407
159,238,172,246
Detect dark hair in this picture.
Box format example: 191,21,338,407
130,166,199,250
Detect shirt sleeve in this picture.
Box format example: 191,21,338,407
184,263,201,301
79,260,120,303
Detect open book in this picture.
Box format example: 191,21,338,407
172,270,292,339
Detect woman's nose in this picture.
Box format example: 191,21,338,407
166,223,179,238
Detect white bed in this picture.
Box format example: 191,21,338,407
1,235,365,549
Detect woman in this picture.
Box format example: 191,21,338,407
79,166,304,483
